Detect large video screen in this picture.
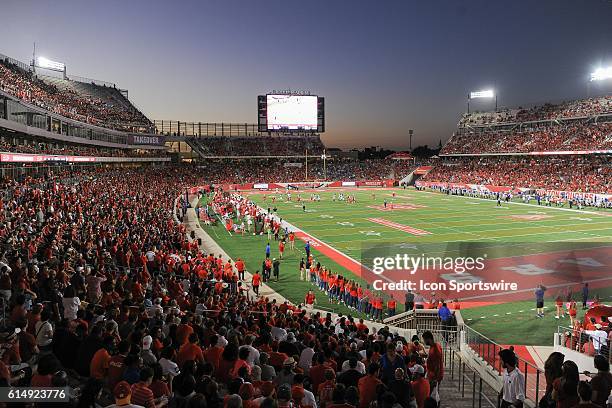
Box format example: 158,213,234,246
266,95,318,130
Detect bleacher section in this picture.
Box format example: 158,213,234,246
459,95,612,126
186,135,326,157
421,156,611,194
0,57,152,132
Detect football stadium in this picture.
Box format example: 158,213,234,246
0,1,611,408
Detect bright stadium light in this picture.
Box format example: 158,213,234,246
467,89,497,113
590,67,612,81
469,89,495,99
36,56,65,72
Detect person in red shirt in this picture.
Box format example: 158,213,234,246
236,258,245,281
422,331,444,389
176,333,204,368
410,364,430,408
205,335,224,373
278,240,285,259
90,337,114,380
305,290,316,308
387,296,397,317
108,340,130,391
289,232,295,250
358,363,382,408
252,271,261,296
175,316,194,345
131,367,167,408
555,295,565,319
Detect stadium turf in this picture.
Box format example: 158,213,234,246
198,187,612,346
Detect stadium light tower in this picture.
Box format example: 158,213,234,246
467,89,497,113
321,150,327,180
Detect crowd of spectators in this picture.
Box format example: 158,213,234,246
0,59,152,133
190,159,414,184
442,121,612,154
422,156,611,193
0,166,447,408
459,96,612,126
0,139,167,158
190,136,326,157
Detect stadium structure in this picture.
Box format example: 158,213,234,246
0,49,611,408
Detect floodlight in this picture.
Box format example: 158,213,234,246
36,56,65,71
590,67,612,81
469,90,495,99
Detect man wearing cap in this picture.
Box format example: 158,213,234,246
275,357,297,387
292,374,317,408
107,381,144,408
389,368,415,408
499,349,525,408
582,324,608,354
141,335,157,366
410,365,429,408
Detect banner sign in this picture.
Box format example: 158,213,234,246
128,135,166,145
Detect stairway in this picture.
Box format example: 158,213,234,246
437,347,501,408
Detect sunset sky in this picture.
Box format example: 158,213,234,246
2,0,611,149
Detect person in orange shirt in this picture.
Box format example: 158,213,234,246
90,336,114,380
176,333,204,368
410,364,430,408
176,316,194,345
358,363,382,408
236,258,245,281
387,296,397,317
289,232,295,250
422,331,444,389
205,335,224,373
305,290,316,308
278,240,285,259
252,271,261,296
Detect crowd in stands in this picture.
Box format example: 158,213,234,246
0,139,167,158
0,166,449,408
0,59,152,133
421,156,611,193
459,96,612,126
190,136,326,157
191,159,414,183
442,121,612,154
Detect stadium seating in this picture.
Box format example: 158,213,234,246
0,139,166,158
459,96,612,126
0,59,152,132
188,135,326,157
442,122,612,154
422,156,611,193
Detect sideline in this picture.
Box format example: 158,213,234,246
184,194,407,336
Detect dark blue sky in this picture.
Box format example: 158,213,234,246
2,0,611,149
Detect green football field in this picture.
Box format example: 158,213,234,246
198,187,612,346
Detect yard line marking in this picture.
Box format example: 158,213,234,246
367,218,432,236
